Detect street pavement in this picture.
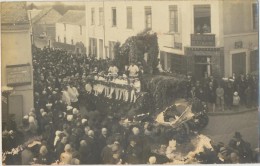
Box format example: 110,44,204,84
201,109,259,149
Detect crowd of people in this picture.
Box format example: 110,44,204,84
186,73,258,112
2,46,259,164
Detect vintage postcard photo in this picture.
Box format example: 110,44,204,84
1,0,259,165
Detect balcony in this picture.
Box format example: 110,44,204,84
190,34,215,47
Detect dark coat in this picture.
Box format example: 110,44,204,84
125,145,142,164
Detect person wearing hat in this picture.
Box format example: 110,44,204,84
98,128,109,160
125,137,142,164
229,132,253,163
233,91,240,111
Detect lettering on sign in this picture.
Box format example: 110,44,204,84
191,34,215,47
6,64,31,86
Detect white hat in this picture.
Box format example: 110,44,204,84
67,106,73,111
132,127,140,135
67,115,73,121
23,115,29,119
234,92,238,96
55,130,62,136
40,109,45,113
149,156,157,164
41,112,47,117
73,108,79,114
81,119,88,124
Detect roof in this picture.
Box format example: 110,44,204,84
32,7,62,24
1,2,30,30
57,10,85,26
31,7,52,23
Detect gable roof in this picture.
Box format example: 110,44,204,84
32,7,62,24
57,10,85,26
1,2,30,30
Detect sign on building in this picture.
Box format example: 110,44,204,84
191,34,215,47
6,64,32,86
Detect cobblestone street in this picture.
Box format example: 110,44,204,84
202,109,259,149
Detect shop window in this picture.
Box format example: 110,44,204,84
194,5,211,34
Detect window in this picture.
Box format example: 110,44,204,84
64,37,66,44
99,7,104,25
127,7,133,29
145,7,152,29
169,5,178,32
80,25,82,35
99,39,104,59
89,38,97,57
112,8,117,26
194,5,211,34
91,8,95,25
109,41,116,59
64,23,66,31
252,4,258,30
71,39,74,45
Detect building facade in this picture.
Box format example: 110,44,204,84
55,10,86,54
1,2,34,125
31,7,62,48
85,0,258,78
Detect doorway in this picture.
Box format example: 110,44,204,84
194,56,211,79
232,52,246,75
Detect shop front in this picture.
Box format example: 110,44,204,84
185,34,224,80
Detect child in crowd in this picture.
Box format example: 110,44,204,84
233,92,240,112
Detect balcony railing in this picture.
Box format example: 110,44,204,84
191,34,215,47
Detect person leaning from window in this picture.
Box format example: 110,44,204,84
202,23,210,33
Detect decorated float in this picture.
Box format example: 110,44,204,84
82,29,209,133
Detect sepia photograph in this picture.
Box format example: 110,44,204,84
1,0,259,164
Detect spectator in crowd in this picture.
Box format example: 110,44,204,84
233,92,240,111
60,144,73,164
3,47,257,165
216,84,225,112
206,82,216,112
21,145,34,165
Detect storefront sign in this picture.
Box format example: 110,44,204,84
6,64,31,86
191,34,215,47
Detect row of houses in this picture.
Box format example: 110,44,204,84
30,0,258,79
28,7,86,54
